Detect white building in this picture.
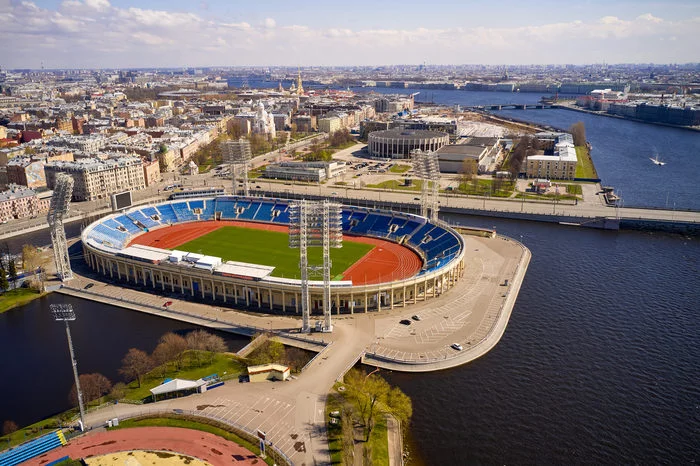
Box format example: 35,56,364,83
253,102,276,139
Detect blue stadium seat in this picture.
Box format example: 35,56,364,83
114,215,141,234
216,199,238,219
0,431,65,466
254,202,275,222
155,204,178,224
200,200,215,220
171,202,197,222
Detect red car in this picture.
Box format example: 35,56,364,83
163,301,173,308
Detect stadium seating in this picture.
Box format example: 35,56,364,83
87,196,463,275
237,202,258,220
0,430,67,466
200,200,216,220
215,198,238,219
171,202,197,222
272,205,290,224
114,215,141,234
127,210,159,229
155,204,178,224
254,202,275,222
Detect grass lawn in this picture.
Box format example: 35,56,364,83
0,288,44,313
457,179,515,197
326,391,344,465
113,417,274,466
389,164,411,174
0,415,72,449
177,226,374,279
369,416,389,466
366,180,422,191
123,352,246,402
565,184,583,195
575,146,598,178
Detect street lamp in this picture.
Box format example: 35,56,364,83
51,304,86,431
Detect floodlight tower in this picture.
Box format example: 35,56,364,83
222,138,252,196
289,200,343,332
411,149,441,222
51,303,86,431
47,173,74,281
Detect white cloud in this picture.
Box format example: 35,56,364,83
0,4,697,68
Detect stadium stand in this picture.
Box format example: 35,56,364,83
0,430,67,466
155,204,178,224
84,196,463,274
114,215,141,234
171,201,197,222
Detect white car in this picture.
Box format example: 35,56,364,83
451,343,463,351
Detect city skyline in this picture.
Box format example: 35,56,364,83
1,0,699,69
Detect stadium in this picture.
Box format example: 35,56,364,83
81,196,465,315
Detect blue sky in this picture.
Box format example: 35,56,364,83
1,0,698,68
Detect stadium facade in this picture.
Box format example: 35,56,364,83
367,129,449,159
81,196,465,314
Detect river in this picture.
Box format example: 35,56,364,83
0,294,249,428
1,88,698,464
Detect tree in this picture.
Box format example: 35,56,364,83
344,369,391,441
202,332,227,364
109,382,127,401
341,409,355,465
8,260,17,290
0,268,8,292
569,121,586,146
2,420,18,436
459,158,476,186
387,387,413,426
69,373,112,406
119,348,153,388
152,332,187,371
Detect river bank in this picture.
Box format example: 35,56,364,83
553,101,700,133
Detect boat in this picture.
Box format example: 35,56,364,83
650,155,666,166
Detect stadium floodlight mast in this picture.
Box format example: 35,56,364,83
411,149,441,222
222,138,253,197
47,173,75,281
50,303,86,431
289,200,343,332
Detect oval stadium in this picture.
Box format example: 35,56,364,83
81,196,465,315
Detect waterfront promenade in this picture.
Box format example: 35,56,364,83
52,232,528,465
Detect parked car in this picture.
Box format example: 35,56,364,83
163,301,173,307
84,283,94,290
411,315,421,321
451,343,463,351
399,319,412,326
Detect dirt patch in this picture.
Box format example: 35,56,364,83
196,404,225,411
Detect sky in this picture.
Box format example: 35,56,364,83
0,0,699,69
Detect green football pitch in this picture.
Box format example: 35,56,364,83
177,226,374,279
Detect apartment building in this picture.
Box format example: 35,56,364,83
45,157,146,201
0,185,51,222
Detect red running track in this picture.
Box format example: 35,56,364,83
129,221,422,285
28,427,260,465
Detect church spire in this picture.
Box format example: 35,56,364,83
296,67,304,96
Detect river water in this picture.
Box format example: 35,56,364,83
1,88,698,464
0,294,249,428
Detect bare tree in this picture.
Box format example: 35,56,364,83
119,348,153,388
152,332,187,371
2,420,18,436
69,373,112,405
202,332,227,364
569,121,586,146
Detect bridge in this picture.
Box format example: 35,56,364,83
467,103,557,111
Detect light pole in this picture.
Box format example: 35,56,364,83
51,304,86,431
